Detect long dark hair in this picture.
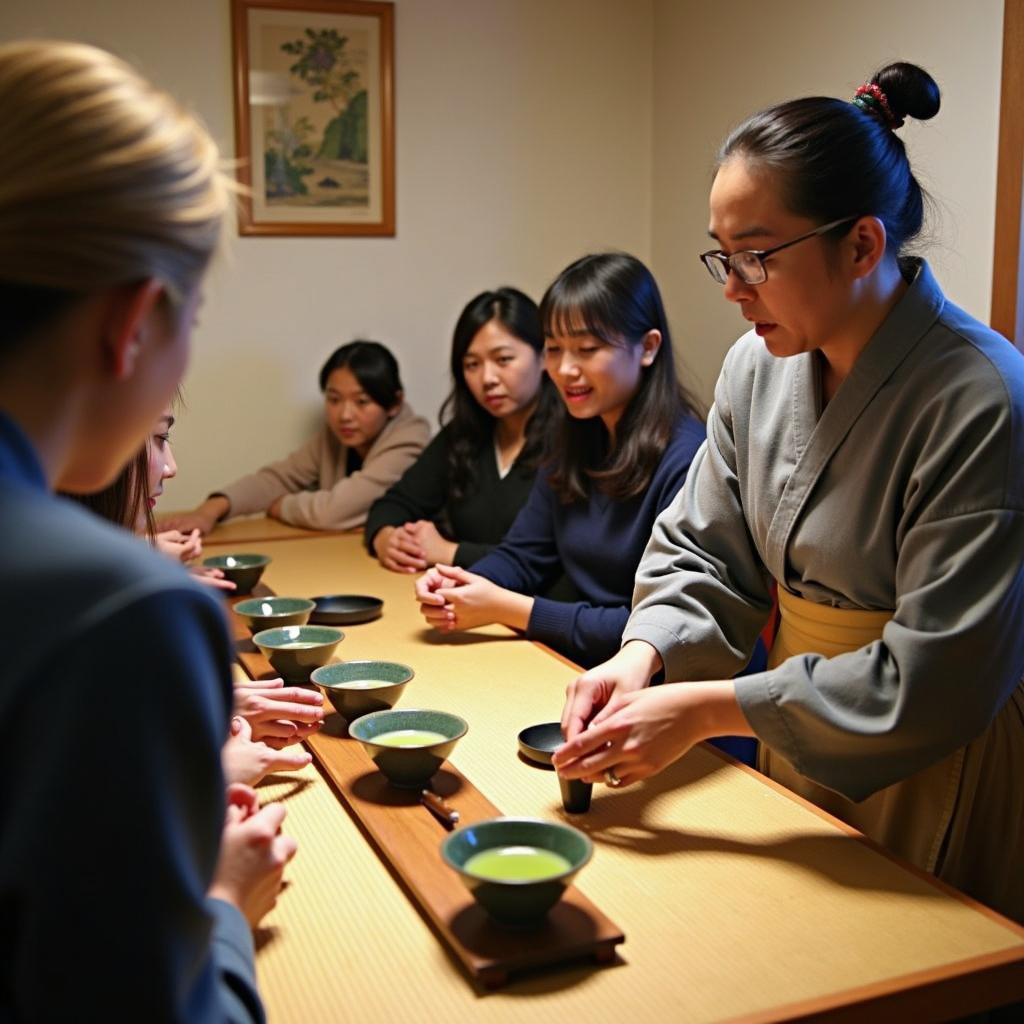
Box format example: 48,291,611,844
541,252,701,504
719,62,941,255
64,445,154,538
439,287,557,501
319,339,403,408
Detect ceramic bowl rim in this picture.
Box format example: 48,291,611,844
234,596,316,618
310,660,414,689
440,816,594,886
201,552,272,568
251,624,345,650
348,707,468,743
516,722,564,765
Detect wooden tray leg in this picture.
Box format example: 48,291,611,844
479,966,508,989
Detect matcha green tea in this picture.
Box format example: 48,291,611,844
373,729,447,747
464,846,572,882
339,679,391,689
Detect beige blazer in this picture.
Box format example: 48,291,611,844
217,403,430,531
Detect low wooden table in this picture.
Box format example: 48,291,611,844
170,512,341,546
235,527,1024,1022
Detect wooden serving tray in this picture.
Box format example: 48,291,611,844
229,590,625,988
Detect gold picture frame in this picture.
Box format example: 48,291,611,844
231,0,395,236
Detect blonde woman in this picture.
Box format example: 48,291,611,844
0,41,291,1018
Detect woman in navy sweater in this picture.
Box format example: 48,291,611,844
415,252,706,668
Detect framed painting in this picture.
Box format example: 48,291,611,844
230,0,395,236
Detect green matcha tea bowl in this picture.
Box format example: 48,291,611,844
234,596,316,634
252,625,344,683
310,661,413,723
441,817,593,926
349,708,467,788
202,552,271,595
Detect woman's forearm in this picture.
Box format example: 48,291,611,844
496,589,534,632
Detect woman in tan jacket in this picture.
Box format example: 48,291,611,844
166,341,430,532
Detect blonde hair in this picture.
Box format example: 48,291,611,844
0,40,229,308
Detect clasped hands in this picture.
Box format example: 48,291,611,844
375,520,457,573
415,564,529,633
210,782,298,927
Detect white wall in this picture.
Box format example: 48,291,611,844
2,0,1004,498
650,0,1004,400
1,0,655,506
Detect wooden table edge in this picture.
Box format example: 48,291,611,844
722,945,1024,1023
202,526,351,546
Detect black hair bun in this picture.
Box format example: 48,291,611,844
873,62,941,123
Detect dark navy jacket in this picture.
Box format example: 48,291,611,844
0,411,263,1022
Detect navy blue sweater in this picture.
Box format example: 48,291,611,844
471,414,706,667
0,412,263,1022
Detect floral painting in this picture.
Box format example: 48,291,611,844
232,1,395,236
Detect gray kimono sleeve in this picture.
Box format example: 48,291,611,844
623,352,773,679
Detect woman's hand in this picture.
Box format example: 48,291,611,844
234,678,324,747
155,528,202,563
414,564,532,632
222,716,313,786
560,640,663,741
158,495,228,536
267,496,285,521
414,566,450,612
208,783,298,927
373,524,428,573
403,520,457,567
553,680,751,788
189,565,237,591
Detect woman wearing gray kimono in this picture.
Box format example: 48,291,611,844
553,62,1024,923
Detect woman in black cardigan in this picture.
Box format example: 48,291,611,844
367,287,557,572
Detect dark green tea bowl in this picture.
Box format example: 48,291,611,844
441,817,593,926
310,661,413,722
201,552,271,594
234,596,315,634
348,708,467,788
251,625,344,683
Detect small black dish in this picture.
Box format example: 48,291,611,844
517,722,564,766
517,722,592,814
309,594,383,626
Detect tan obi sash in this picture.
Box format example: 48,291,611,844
762,588,962,874
764,588,1024,921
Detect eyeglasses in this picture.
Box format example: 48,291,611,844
698,216,859,285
